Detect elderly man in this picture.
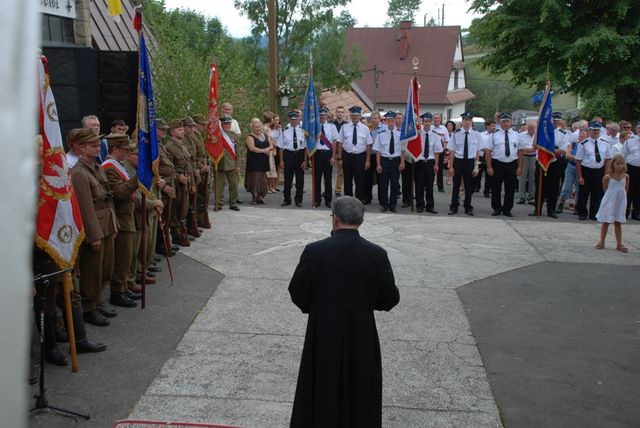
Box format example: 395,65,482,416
332,106,348,197
337,106,374,202
81,115,108,163
288,196,399,427
217,116,241,210
517,120,537,205
431,113,449,192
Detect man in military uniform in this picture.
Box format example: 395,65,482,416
447,112,482,216
217,116,241,210
155,119,179,256
336,106,373,202
278,111,307,207
71,128,118,326
164,119,194,246
181,117,201,238
374,111,404,212
192,114,212,228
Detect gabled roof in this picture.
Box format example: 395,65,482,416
345,25,474,105
91,0,154,51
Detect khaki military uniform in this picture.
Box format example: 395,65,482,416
157,143,176,247
216,133,239,209
193,130,211,216
71,158,117,313
164,136,193,243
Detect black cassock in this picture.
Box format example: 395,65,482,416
288,228,400,428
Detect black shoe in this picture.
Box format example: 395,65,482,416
578,215,587,221
484,193,491,198
426,209,438,214
148,264,161,273
503,211,513,217
230,206,240,211
84,310,111,327
145,271,156,278
465,210,474,216
171,245,180,252
491,210,501,216
45,348,69,366
516,200,526,205
76,340,107,354
335,192,342,197
236,200,243,204
448,208,458,215
401,202,411,208
389,206,397,212
325,202,331,208
153,256,161,262
381,206,388,212
362,199,371,205
109,293,137,308
126,290,142,300
548,212,558,219
416,207,424,213
295,202,303,207
281,201,291,206
97,303,117,318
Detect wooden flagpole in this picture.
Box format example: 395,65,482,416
62,273,79,372
140,194,147,309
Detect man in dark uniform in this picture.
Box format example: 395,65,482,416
447,112,482,216
314,108,338,208
289,196,399,427
277,111,307,207
192,114,212,228
576,121,611,220
336,106,373,202
181,117,201,238
374,111,404,212
155,119,179,256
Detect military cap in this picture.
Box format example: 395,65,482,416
461,111,474,120
588,121,603,130
220,116,233,124
168,119,183,129
499,112,512,120
155,118,170,130
66,128,82,147
74,128,103,145
318,107,329,115
384,111,397,119
551,112,563,120
181,116,196,126
104,133,135,150
348,106,362,115
191,114,207,125
287,111,300,119
420,112,433,120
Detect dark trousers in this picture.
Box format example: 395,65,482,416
534,161,561,215
401,161,414,205
415,160,436,210
343,151,366,201
379,157,400,208
451,158,475,211
491,160,518,213
627,164,640,217
475,158,492,194
558,157,568,190
436,153,445,191
577,166,604,219
313,150,333,206
283,150,305,204
363,153,378,203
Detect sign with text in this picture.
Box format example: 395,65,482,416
40,0,77,19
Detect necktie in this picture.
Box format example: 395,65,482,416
352,123,358,146
424,132,430,159
292,127,298,150
505,130,511,157
389,131,395,155
594,139,601,163
463,131,469,160
320,124,326,146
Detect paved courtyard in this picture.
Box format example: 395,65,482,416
126,185,640,427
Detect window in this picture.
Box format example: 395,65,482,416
446,109,452,121
42,14,75,43
454,70,459,90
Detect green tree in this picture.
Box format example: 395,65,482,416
469,0,640,119
385,0,422,27
234,0,364,96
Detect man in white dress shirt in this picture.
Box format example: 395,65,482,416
374,111,404,212
278,111,308,207
416,112,443,213
336,106,373,202
314,108,338,208
576,121,611,220
621,126,640,219
447,112,482,216
517,120,537,205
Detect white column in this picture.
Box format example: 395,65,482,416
0,1,39,427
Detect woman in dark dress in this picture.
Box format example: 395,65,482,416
245,118,272,204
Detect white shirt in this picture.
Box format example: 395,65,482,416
221,130,237,154
576,137,611,169
480,131,494,151
518,131,535,150
601,133,620,150
610,143,624,157
231,118,241,137
620,135,640,167
416,128,444,161
277,125,306,151
486,128,520,162
448,128,482,159
318,122,338,151
430,124,450,145
554,128,569,151
66,151,80,168
373,128,402,159
338,122,373,154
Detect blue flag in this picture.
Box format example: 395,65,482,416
400,81,417,142
136,33,159,195
302,69,321,156
535,82,556,171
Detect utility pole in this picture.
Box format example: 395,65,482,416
442,4,445,25
268,0,278,114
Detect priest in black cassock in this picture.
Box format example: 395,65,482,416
288,196,400,427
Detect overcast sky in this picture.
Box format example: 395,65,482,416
163,0,482,38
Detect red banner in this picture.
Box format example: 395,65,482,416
406,77,422,160
205,64,236,165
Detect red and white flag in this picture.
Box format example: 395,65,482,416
35,55,85,268
205,63,236,165
403,76,422,160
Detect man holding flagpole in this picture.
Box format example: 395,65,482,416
314,108,338,208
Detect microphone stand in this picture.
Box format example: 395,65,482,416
30,268,90,421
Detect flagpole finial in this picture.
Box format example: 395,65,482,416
412,57,419,76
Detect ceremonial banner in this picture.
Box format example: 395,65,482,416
35,55,85,269
535,81,556,172
400,76,422,160
205,63,235,164
134,11,159,195
302,69,321,156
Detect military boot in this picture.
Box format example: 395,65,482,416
179,221,191,246
70,306,107,354
42,315,69,366
201,212,212,229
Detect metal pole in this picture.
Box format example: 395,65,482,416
268,0,278,114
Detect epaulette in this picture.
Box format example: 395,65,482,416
559,129,567,134
578,138,588,145
455,128,463,133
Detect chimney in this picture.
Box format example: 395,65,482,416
398,21,412,60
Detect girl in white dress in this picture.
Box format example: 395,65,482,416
595,154,629,252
